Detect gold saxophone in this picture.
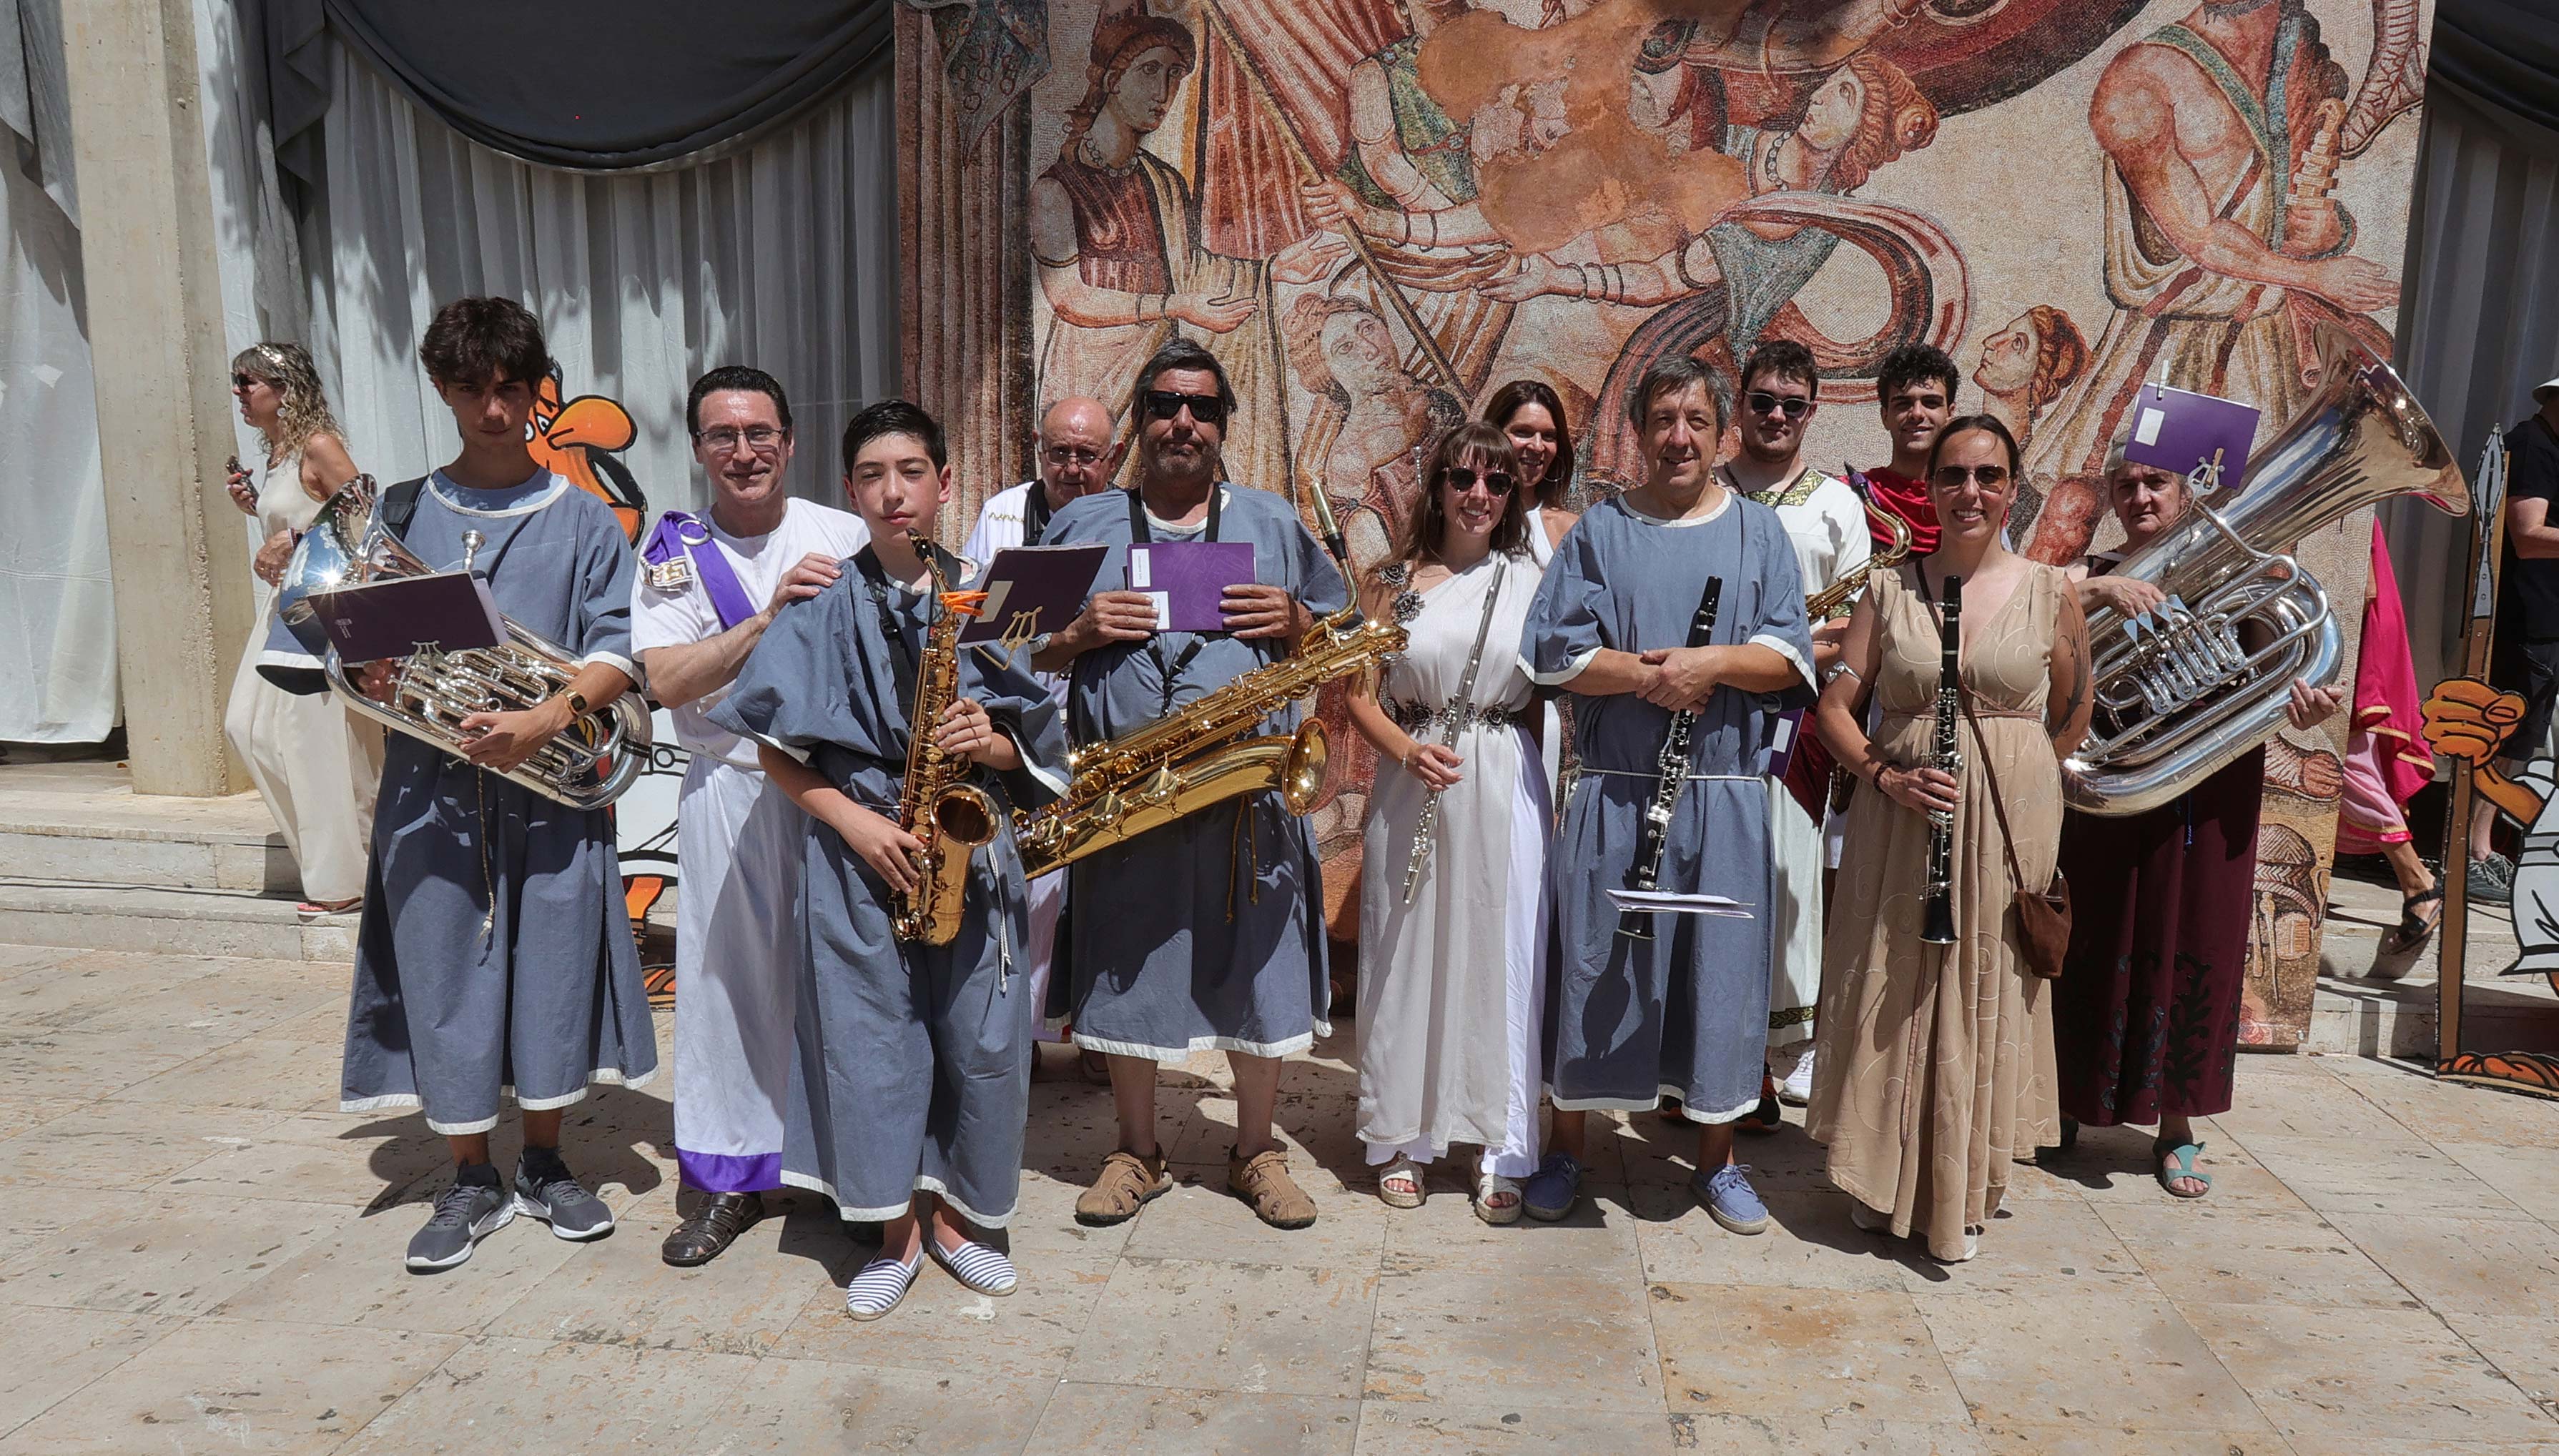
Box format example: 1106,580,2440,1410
1805,484,1914,620
1015,605,1408,880
892,533,1003,946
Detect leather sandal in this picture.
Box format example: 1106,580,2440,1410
661,1191,766,1267
1075,1148,1172,1227
1228,1146,1318,1229
2379,885,2443,959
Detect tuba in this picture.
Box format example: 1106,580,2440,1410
890,534,1002,946
1013,605,1407,880
274,475,651,810
2063,325,2467,816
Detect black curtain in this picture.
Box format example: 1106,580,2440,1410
2431,0,2559,150
259,0,894,184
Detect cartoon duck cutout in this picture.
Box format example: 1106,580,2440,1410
2424,678,2559,984
528,367,648,543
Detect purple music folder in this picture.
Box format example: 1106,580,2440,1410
1127,540,1256,633
311,572,506,663
2122,383,2262,488
958,543,1109,645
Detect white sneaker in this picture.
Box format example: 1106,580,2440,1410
1775,1046,1816,1106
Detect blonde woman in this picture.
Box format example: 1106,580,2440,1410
222,342,382,913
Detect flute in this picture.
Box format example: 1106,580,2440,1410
1619,575,1723,941
1920,574,1962,946
1399,564,1509,906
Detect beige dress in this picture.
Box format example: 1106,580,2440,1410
1806,562,2064,1261
222,447,383,904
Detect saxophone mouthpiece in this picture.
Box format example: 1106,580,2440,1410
460,530,485,574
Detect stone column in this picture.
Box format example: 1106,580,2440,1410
60,0,252,795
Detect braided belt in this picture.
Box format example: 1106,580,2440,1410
1386,700,1524,736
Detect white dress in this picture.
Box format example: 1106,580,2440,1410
1357,550,1550,1178
222,447,383,904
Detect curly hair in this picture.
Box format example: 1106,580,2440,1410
1832,53,1938,194
230,342,346,461
2018,305,2092,422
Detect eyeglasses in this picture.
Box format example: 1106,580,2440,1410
1743,390,1813,420
698,425,785,453
1932,463,2011,488
1143,390,1228,427
1439,465,1515,495
1043,445,1104,467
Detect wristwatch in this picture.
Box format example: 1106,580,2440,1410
560,690,591,718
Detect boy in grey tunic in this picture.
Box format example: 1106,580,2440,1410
1518,357,1815,1234
1032,340,1347,1232
265,298,656,1274
714,401,1069,1320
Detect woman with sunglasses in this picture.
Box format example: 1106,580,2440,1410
1346,423,1549,1222
221,342,382,915
1483,380,1579,565
1806,415,2092,1262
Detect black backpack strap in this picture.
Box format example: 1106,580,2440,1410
378,475,429,538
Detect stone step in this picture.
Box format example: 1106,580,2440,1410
0,773,300,894
0,876,355,961
2310,908,2559,1061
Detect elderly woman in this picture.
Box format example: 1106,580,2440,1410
221,342,381,913
2050,449,2341,1197
1808,415,2091,1264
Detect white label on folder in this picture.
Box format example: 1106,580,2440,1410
1143,590,1171,625
1128,548,1153,588
977,580,1013,621
2133,407,2164,446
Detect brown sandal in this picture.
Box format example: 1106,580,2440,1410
1227,1146,1318,1229
1075,1149,1172,1226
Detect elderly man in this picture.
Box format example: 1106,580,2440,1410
632,366,869,1266
1033,340,1347,1231
964,397,1127,1078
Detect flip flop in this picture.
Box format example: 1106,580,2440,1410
2154,1139,2212,1199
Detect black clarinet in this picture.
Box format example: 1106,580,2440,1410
1920,574,1962,946
1619,576,1724,941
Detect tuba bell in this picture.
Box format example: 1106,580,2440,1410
2062,324,2467,816
273,475,651,810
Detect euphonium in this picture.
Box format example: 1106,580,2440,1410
2064,324,2468,816
1806,475,1914,619
273,475,650,810
892,534,1002,946
1014,605,1408,880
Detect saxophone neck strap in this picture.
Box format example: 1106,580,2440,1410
1125,482,1223,543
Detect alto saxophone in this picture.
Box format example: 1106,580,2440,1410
1806,467,1914,619
892,533,1002,946
1015,605,1408,880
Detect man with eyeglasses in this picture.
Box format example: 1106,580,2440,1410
961,395,1126,1079
1032,339,1348,1232
1720,340,1871,1122
631,365,869,1267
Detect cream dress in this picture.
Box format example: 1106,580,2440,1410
222,447,383,904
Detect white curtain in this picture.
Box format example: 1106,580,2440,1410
0,134,113,742
2389,84,2559,695
301,44,899,517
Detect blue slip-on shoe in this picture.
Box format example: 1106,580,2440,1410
1696,1162,1770,1234
1522,1152,1582,1222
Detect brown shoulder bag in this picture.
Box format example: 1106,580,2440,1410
1958,691,2071,980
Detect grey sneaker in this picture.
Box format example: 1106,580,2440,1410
405,1167,514,1273
514,1147,615,1242
2468,854,2515,906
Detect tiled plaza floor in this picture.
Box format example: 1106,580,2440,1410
4,939,2559,1453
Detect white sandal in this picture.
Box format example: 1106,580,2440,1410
1377,1155,1425,1209
1474,1172,1522,1226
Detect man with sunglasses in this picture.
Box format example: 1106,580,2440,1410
962,396,1126,1080
1720,341,1871,1121
631,365,869,1266
1032,340,1348,1232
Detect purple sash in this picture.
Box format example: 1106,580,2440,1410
642,511,757,630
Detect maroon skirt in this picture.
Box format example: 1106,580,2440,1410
2051,748,2262,1126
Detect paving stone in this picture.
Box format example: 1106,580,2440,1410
1353,1402,1690,1455
2234,1135,2535,1219
774,1254,1115,1383
1120,1177,1389,1271
2096,1204,2420,1309
2327,1214,2559,1321
1914,1290,2260,1428
1364,1269,1662,1412
1022,1383,1359,1456
2184,1301,2559,1445
0,1102,292,1191
706,1355,1052,1454
332,1336,756,1453
1651,1282,1968,1422
1066,1257,1377,1399
0,1306,179,1436
0,1192,340,1317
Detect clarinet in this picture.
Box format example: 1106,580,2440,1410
1619,577,1724,941
1920,574,1962,946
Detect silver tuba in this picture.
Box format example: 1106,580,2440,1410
274,475,651,810
2064,325,2467,816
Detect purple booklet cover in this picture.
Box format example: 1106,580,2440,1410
312,571,507,663
960,544,1110,645
1128,540,1257,633
2122,383,2262,489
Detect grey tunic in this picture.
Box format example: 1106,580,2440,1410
332,472,656,1136
1037,485,1349,1059
1522,492,1815,1123
709,547,1068,1227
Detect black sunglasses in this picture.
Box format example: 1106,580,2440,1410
1743,390,1813,420
1933,462,2011,487
230,373,262,390
1439,465,1514,495
1143,390,1228,426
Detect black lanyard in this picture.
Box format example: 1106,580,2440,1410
1125,483,1221,543
852,545,932,722
1022,482,1059,548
